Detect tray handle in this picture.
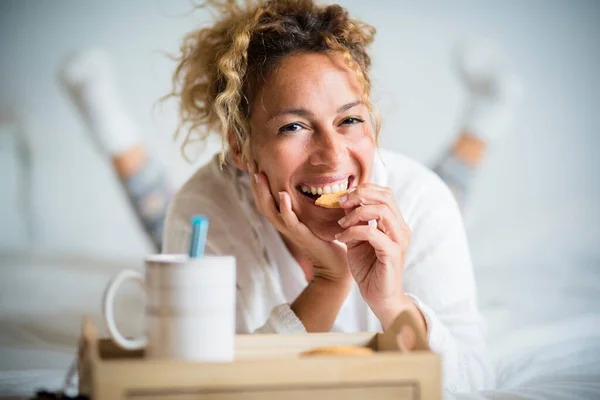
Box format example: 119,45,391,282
77,316,99,396
377,310,430,353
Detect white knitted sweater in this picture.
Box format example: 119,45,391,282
162,148,495,394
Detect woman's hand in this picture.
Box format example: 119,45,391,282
250,170,351,284
335,184,415,329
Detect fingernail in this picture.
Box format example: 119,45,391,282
278,191,284,201
335,233,340,239
339,195,347,204
338,216,346,226
348,187,356,193
254,174,259,184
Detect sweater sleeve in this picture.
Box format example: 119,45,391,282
401,172,495,393
251,304,306,334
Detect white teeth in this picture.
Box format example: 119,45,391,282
301,179,351,196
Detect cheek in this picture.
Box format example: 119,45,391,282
358,136,375,159
349,128,375,177
253,140,303,186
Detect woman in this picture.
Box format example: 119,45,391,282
162,0,494,393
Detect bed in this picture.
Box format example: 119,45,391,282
1,246,599,399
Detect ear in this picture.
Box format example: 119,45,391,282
227,132,249,171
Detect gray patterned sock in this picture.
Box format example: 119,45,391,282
123,157,173,251
432,152,475,211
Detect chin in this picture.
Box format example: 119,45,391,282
306,220,343,242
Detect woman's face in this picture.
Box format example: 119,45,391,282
248,52,375,241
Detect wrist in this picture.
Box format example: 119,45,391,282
372,294,414,331
291,273,353,333
311,273,353,292
311,262,352,287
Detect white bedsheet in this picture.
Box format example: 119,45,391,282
1,249,599,399
454,258,600,400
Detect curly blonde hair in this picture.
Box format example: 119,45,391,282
168,0,380,164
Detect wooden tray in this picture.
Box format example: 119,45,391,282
77,311,441,399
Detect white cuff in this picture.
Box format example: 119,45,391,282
404,293,452,353
255,303,306,334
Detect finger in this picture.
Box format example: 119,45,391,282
278,191,304,231
279,191,337,257
340,184,394,207
280,191,325,238
340,184,399,216
335,225,398,260
338,204,403,242
343,205,369,227
251,172,284,228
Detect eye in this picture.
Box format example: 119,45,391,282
341,117,365,125
278,123,304,134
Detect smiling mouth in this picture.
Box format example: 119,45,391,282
296,176,356,201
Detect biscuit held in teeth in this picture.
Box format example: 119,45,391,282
315,190,348,209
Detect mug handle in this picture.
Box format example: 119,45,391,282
102,269,147,351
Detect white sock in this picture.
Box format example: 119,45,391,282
59,48,139,155
455,39,524,142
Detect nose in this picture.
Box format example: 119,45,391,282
308,128,347,168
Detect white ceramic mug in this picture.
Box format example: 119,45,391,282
102,254,236,362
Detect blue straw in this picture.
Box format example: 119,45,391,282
189,215,209,258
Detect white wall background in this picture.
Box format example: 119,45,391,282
1,0,599,269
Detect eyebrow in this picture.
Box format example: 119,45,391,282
268,100,363,120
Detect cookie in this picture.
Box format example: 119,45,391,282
315,190,348,209
299,345,374,357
